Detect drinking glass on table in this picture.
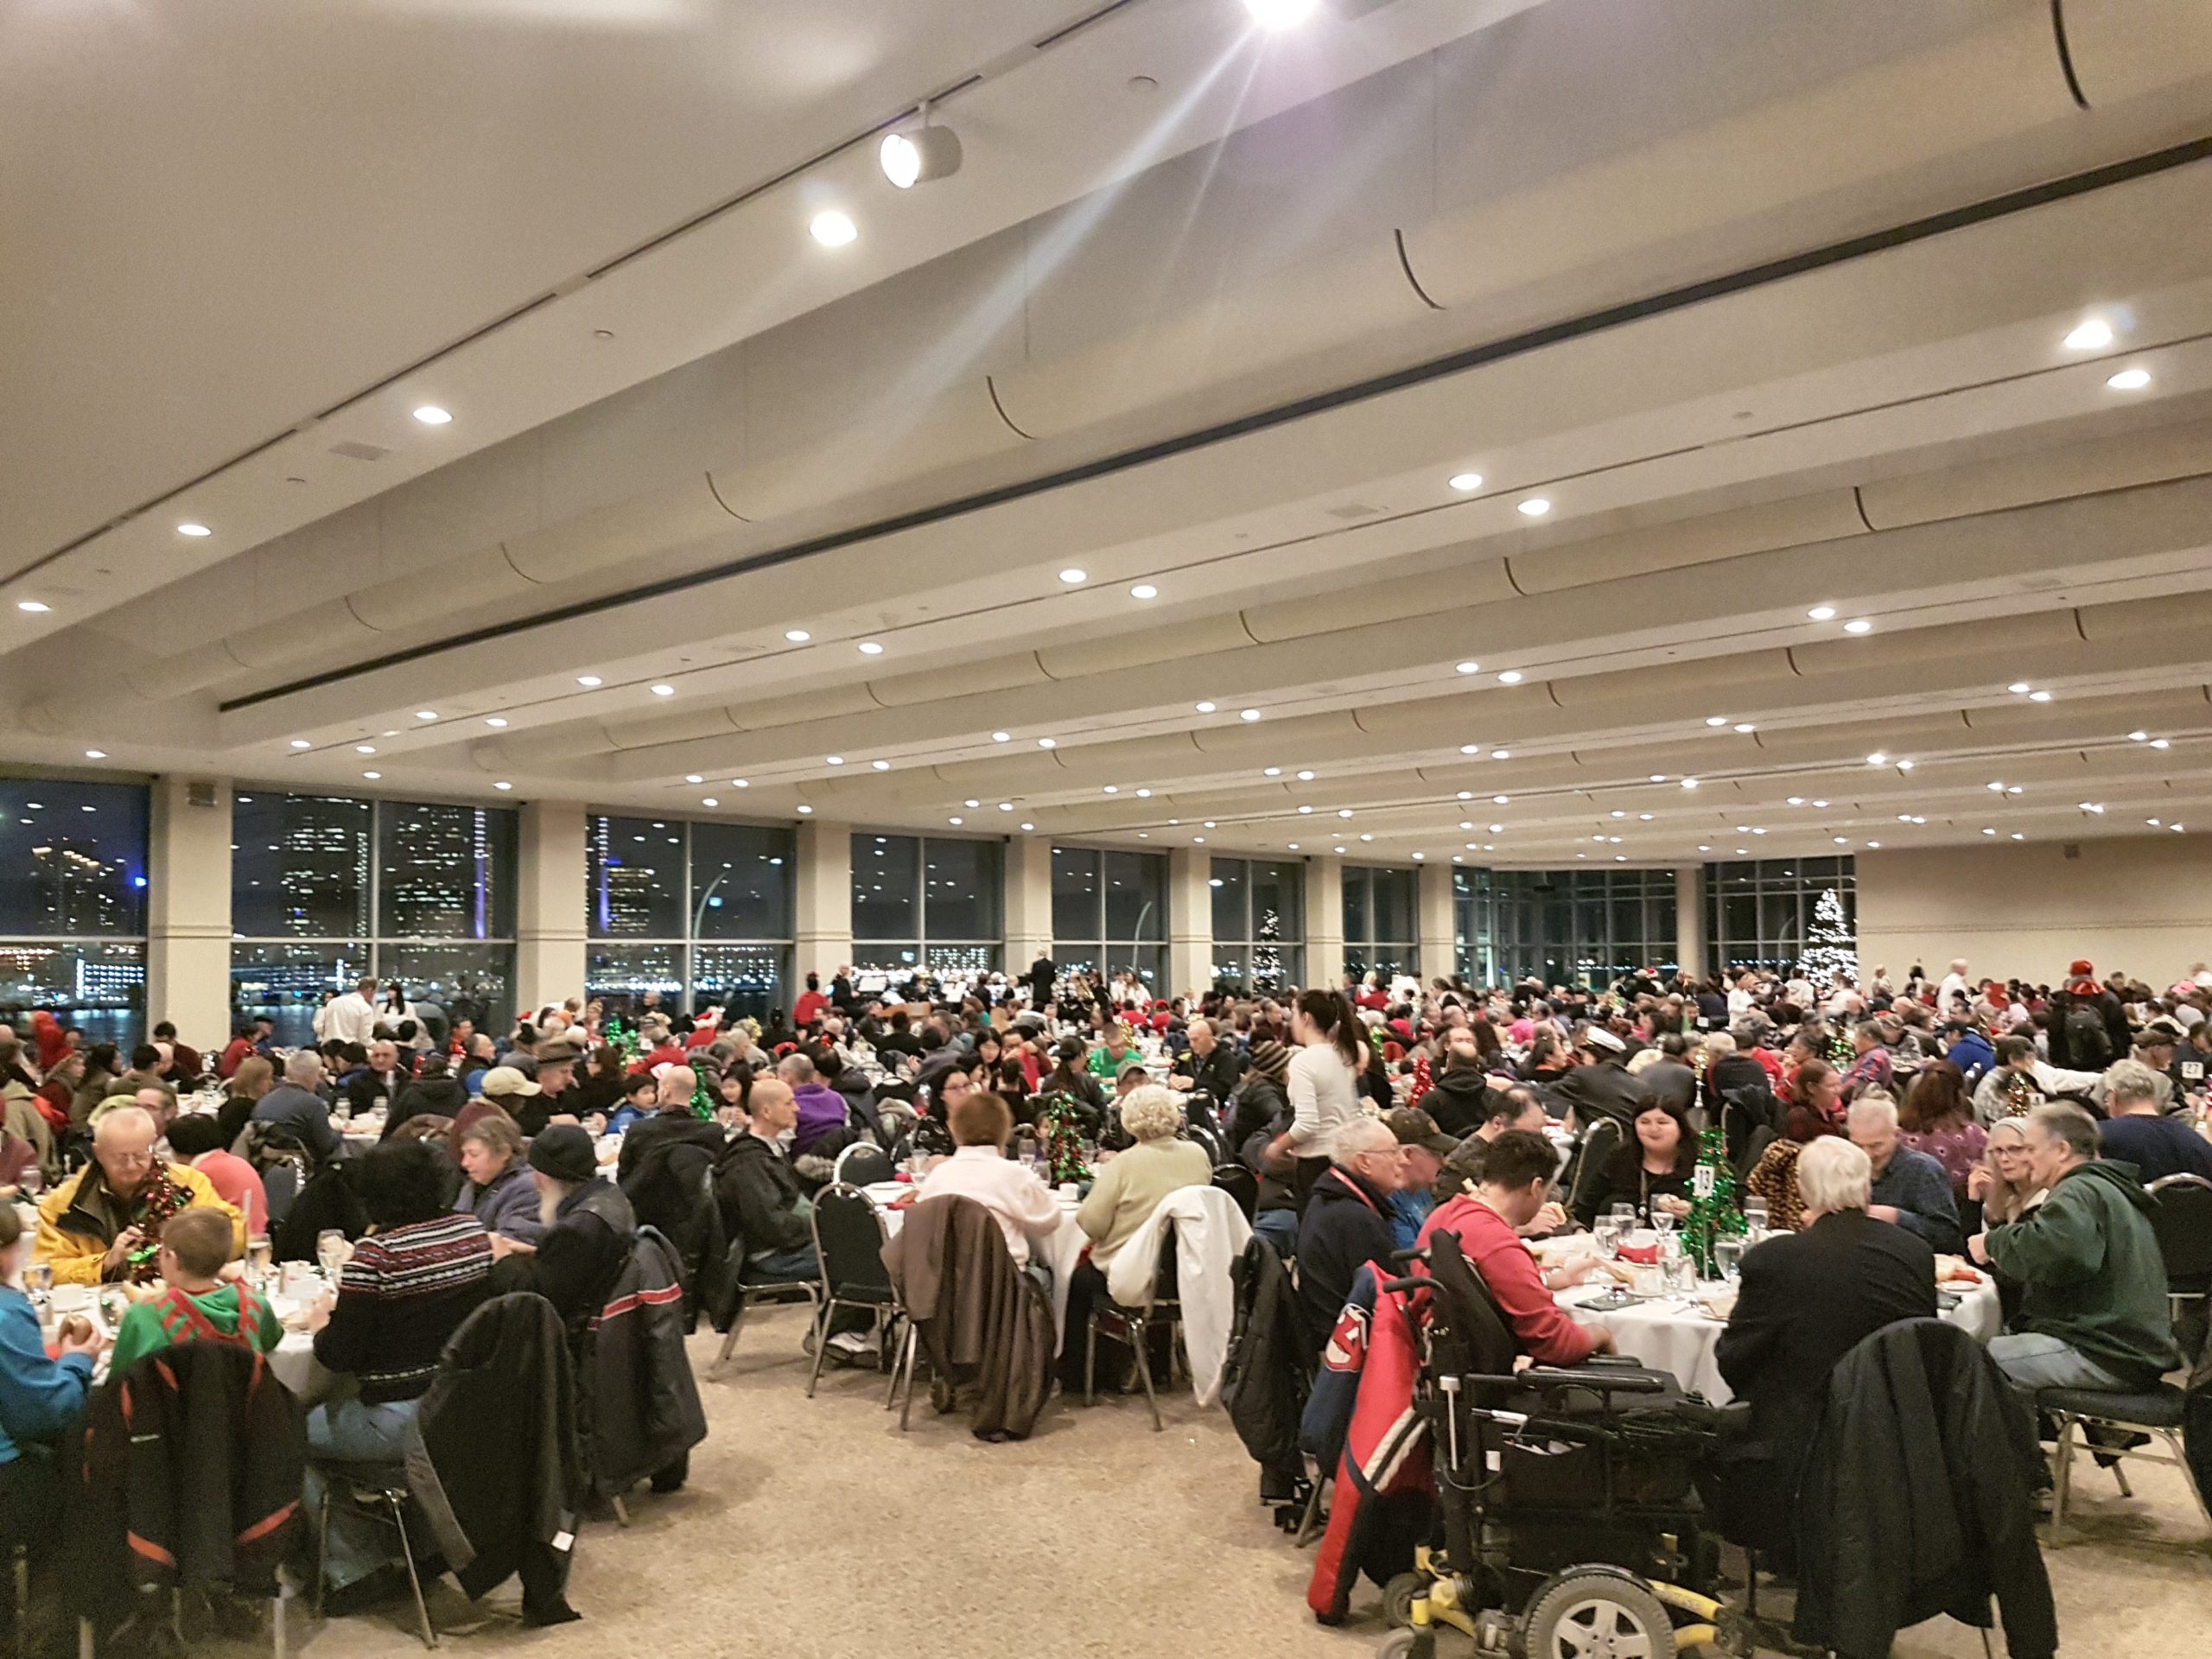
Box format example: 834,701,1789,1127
1650,1207,1677,1238
1610,1203,1636,1230
247,1236,274,1285
1592,1219,1621,1262
17,1166,41,1200
315,1230,350,1281
1714,1237,1745,1283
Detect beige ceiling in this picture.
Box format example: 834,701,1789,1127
7,0,2212,871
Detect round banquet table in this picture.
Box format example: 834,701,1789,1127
1554,1272,2002,1405
863,1181,1091,1355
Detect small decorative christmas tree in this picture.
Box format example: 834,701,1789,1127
1798,887,1858,989
1681,1123,1745,1278
1991,1068,2038,1120
690,1071,717,1121
1038,1096,1088,1185
603,1015,639,1069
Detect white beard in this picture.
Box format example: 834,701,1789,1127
537,1190,564,1227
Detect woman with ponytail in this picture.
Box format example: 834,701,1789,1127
1267,989,1365,1211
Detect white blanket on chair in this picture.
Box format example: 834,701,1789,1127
1104,1184,1252,1408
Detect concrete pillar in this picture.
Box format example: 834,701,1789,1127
1675,863,1709,981
1004,835,1053,975
1417,859,1455,984
515,800,587,1016
146,774,233,1048
1166,847,1213,996
793,818,853,980
1306,856,1345,992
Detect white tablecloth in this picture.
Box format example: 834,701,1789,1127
1558,1274,2002,1404
269,1331,321,1396
868,1184,1090,1354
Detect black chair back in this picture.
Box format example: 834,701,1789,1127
1184,1090,1219,1134
2148,1173,2212,1283
813,1183,893,1298
1735,1122,1778,1183
1565,1116,1622,1217
834,1141,894,1186
1182,1120,1225,1165
1211,1162,1258,1221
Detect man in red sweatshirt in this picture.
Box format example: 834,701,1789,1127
1419,1128,1613,1365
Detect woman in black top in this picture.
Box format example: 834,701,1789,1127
563,1043,631,1124
1573,1098,1700,1228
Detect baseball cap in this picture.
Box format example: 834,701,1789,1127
1384,1107,1457,1158
480,1065,542,1097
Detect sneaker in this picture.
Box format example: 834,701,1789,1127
826,1330,872,1357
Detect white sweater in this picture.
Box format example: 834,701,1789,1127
1286,1041,1361,1155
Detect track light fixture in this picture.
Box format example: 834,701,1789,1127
880,114,963,190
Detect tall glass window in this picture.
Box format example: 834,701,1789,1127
1342,866,1420,983
1210,857,1303,994
1455,868,1678,989
232,793,517,1046
851,833,1002,983
1704,856,1856,977
584,816,793,1024
1050,846,1166,989
0,779,149,1046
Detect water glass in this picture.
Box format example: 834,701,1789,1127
1743,1198,1770,1232
316,1230,349,1280
1610,1203,1637,1228
1714,1237,1745,1283
1593,1220,1621,1262
1650,1208,1677,1237
17,1167,42,1199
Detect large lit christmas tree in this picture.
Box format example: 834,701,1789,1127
1252,907,1284,993
1798,887,1858,989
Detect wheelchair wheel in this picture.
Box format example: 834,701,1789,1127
1521,1570,1675,1659
1382,1570,1426,1630
1375,1630,1433,1659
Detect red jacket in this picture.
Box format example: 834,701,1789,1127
1306,1274,1431,1623
1418,1196,1594,1367
793,990,830,1027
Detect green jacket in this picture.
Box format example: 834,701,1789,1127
107,1283,283,1383
1983,1159,2180,1387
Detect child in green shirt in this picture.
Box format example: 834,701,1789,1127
105,1207,282,1380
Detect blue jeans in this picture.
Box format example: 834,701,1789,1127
747,1245,820,1283
305,1396,420,1590
1987,1332,2126,1391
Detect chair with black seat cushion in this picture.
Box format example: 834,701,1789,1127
1211,1162,1258,1221
1563,1117,1622,1221
2037,1382,2211,1537
1181,1121,1224,1166
832,1141,893,1188
2147,1173,2212,1351
805,1184,906,1401
1085,1217,1182,1432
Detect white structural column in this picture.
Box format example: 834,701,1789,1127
1166,847,1213,996
1004,835,1053,978
1675,864,1709,982
146,775,232,1046
1417,860,1456,982
515,800,588,1014
1305,856,1346,992
793,817,853,981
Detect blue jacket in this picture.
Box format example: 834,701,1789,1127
1386,1190,1433,1254
0,1289,92,1463
453,1159,547,1244
1946,1030,1996,1087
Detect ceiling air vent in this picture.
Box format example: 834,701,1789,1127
2063,842,2082,860
1327,502,1384,521
186,781,218,809
328,440,390,462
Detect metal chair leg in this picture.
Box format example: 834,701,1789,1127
805,1296,836,1399
896,1325,918,1432
76,1616,92,1659
882,1316,907,1409
1295,1473,1327,1547
386,1497,438,1650
313,1487,332,1619
2111,1460,2134,1499
709,1295,748,1376
1083,1317,1099,1406
2050,1414,2078,1537
272,1581,290,1659
2161,1429,2212,1527
610,1494,630,1529
1131,1315,1163,1432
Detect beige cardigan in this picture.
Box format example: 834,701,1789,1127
1077,1137,1211,1269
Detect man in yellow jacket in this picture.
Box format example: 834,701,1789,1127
34,1106,244,1287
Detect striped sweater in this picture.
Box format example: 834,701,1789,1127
312,1212,493,1403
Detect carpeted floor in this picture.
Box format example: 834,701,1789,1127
234,1304,2207,1656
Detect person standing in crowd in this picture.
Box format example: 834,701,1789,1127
1972,1104,2180,1390
326,976,383,1049
1266,990,1364,1212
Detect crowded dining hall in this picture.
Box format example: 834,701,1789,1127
5,1,2212,1655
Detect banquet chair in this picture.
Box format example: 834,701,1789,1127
805,1184,906,1401
2037,1381,2212,1539
832,1141,894,1188
2146,1173,2212,1338
1211,1161,1259,1222
1181,1121,1225,1166
708,1241,823,1377
314,1467,438,1649
1085,1218,1183,1431
1563,1118,1622,1220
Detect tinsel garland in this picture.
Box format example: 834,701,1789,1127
1680,1123,1745,1278
1824,1027,1854,1071
690,1075,716,1121
603,1016,640,1069
1038,1096,1088,1185
1992,1068,2037,1121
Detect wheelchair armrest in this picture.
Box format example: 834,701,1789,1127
1517,1367,1666,1394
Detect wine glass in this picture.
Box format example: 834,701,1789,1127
1650,1207,1678,1238
1714,1237,1745,1283
17,1167,41,1200
1593,1220,1621,1262
315,1230,349,1281
247,1236,274,1285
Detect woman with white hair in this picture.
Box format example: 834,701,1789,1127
1712,1135,1939,1557
1061,1086,1210,1392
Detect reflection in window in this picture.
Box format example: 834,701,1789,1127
581,817,793,1022
230,941,372,1050
1454,868,1679,988
1050,846,1166,994
1703,857,1855,977
1211,858,1304,995
1343,867,1420,983
848,834,1002,976
0,779,149,1042
232,794,370,938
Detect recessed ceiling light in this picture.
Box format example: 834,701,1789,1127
1359,833,1374,842
1195,702,1216,714
2106,367,2152,391
1300,770,1317,781
1649,774,1667,783
2007,682,2031,695
1698,845,1712,852
1460,744,1481,755
650,684,675,696
1448,472,1484,493
857,640,884,656
1460,820,1475,830
825,755,844,766
1037,737,1056,749
1807,606,1836,621
1491,823,1505,833
1866,752,1887,766
1789,796,1807,806
1639,813,1654,821
2063,317,2114,351
1706,716,1729,728
1813,799,1829,808
1240,709,1262,721
2025,690,2053,703
948,816,963,826
355,744,376,755
784,629,810,643
1497,671,1524,684
494,781,512,791
176,522,212,537
485,716,508,728
1058,569,1087,585
685,774,704,784
576,675,602,687
363,771,381,780
872,760,890,771
1733,722,1756,734
2151,736,2171,749
1455,661,1480,675
809,210,857,247
797,804,812,813
991,731,1011,742
2128,730,2149,741
2010,832,2025,842
1517,498,1551,518
1897,759,1915,771
1263,766,1281,777
1834,836,1850,846
1021,822,1034,830
1338,809,1354,818
1842,619,1873,633
1866,840,1881,849
1491,749,1510,760
701,797,718,808
1681,778,1699,789
1299,805,1313,814
1129,583,1158,600
16,601,49,613
289,739,311,749
1103,785,1119,794
734,779,750,787
1204,820,1217,829
412,405,453,425
84,749,105,760
1493,795,1510,804
1136,788,1151,798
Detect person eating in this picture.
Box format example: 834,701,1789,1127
1420,1129,1612,1363
33,1106,242,1286
1572,1098,1698,1229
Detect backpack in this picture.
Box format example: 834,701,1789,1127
2062,1000,2112,1068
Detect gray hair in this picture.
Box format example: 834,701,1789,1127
1796,1136,1872,1216
1331,1116,1398,1165
2028,1102,2101,1161
1116,1084,1185,1143
92,1104,158,1145
1845,1091,1899,1134
2101,1058,2166,1111
284,1049,323,1084
1703,1031,1737,1057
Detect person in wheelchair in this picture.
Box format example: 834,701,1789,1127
1418,1129,1614,1365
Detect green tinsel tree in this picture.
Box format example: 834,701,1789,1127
1038,1096,1088,1185
603,1016,639,1069
1681,1123,1745,1277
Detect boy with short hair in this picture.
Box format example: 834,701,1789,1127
105,1207,282,1379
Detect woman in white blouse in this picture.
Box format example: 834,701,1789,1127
1266,988,1367,1211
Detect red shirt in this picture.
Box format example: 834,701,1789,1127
683,1025,720,1051
1418,1196,1594,1367
190,1150,270,1241
794,990,830,1028
218,1037,256,1080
